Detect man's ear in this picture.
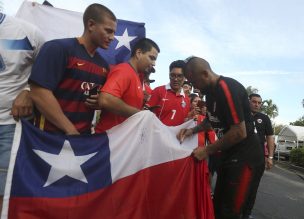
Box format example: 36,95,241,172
87,19,96,32
202,70,209,79
135,49,142,59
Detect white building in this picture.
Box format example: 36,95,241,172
276,125,304,158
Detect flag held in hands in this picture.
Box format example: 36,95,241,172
1,111,214,219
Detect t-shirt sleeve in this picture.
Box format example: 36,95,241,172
218,80,244,126
101,65,130,98
31,27,45,59
264,114,274,136
29,41,67,91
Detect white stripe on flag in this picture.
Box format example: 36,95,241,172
107,111,198,182
1,122,22,219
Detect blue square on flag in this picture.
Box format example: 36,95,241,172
10,120,112,198
98,19,146,65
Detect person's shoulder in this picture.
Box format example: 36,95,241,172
106,63,131,79
154,85,165,90
257,112,271,120
3,15,42,37
50,38,77,47
5,15,36,30
42,38,76,51
254,112,270,122
111,62,129,70
220,76,243,87
110,62,134,75
152,85,166,92
220,76,247,94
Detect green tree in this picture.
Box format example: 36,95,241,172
246,86,258,95
290,116,304,126
261,99,279,120
274,124,284,135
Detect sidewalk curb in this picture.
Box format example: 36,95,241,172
275,161,304,180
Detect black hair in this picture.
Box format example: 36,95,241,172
131,38,160,57
169,60,186,72
249,93,261,99
189,93,199,103
83,3,116,28
183,80,192,88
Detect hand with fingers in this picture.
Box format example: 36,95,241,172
85,94,100,110
192,147,208,161
176,128,194,143
10,90,33,121
265,157,274,170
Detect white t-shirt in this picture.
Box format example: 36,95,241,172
0,13,44,124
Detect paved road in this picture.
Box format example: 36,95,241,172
252,164,304,219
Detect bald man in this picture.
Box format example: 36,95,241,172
177,57,263,219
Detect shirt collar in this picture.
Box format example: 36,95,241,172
165,83,186,97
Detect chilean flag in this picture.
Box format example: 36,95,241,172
1,111,214,219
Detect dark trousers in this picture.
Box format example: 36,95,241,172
214,162,256,219
241,162,265,217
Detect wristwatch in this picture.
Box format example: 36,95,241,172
268,156,273,159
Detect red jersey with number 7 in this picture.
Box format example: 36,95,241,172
147,84,190,126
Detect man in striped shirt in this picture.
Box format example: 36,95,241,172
29,4,117,134
177,57,263,219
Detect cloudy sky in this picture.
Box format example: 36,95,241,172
3,0,304,125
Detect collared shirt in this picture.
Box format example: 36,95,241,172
147,84,190,126
253,112,273,148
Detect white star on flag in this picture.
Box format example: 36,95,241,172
33,140,97,187
115,28,137,51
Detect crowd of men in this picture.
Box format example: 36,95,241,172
0,3,275,219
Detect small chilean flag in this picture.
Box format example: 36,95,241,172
1,111,214,219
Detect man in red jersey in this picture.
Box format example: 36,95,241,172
95,38,160,133
146,60,196,126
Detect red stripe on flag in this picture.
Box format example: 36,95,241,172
234,165,252,214
219,80,240,124
197,130,214,219
8,157,214,219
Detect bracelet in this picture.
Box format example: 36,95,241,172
268,156,273,159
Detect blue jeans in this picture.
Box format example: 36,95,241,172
0,124,15,195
